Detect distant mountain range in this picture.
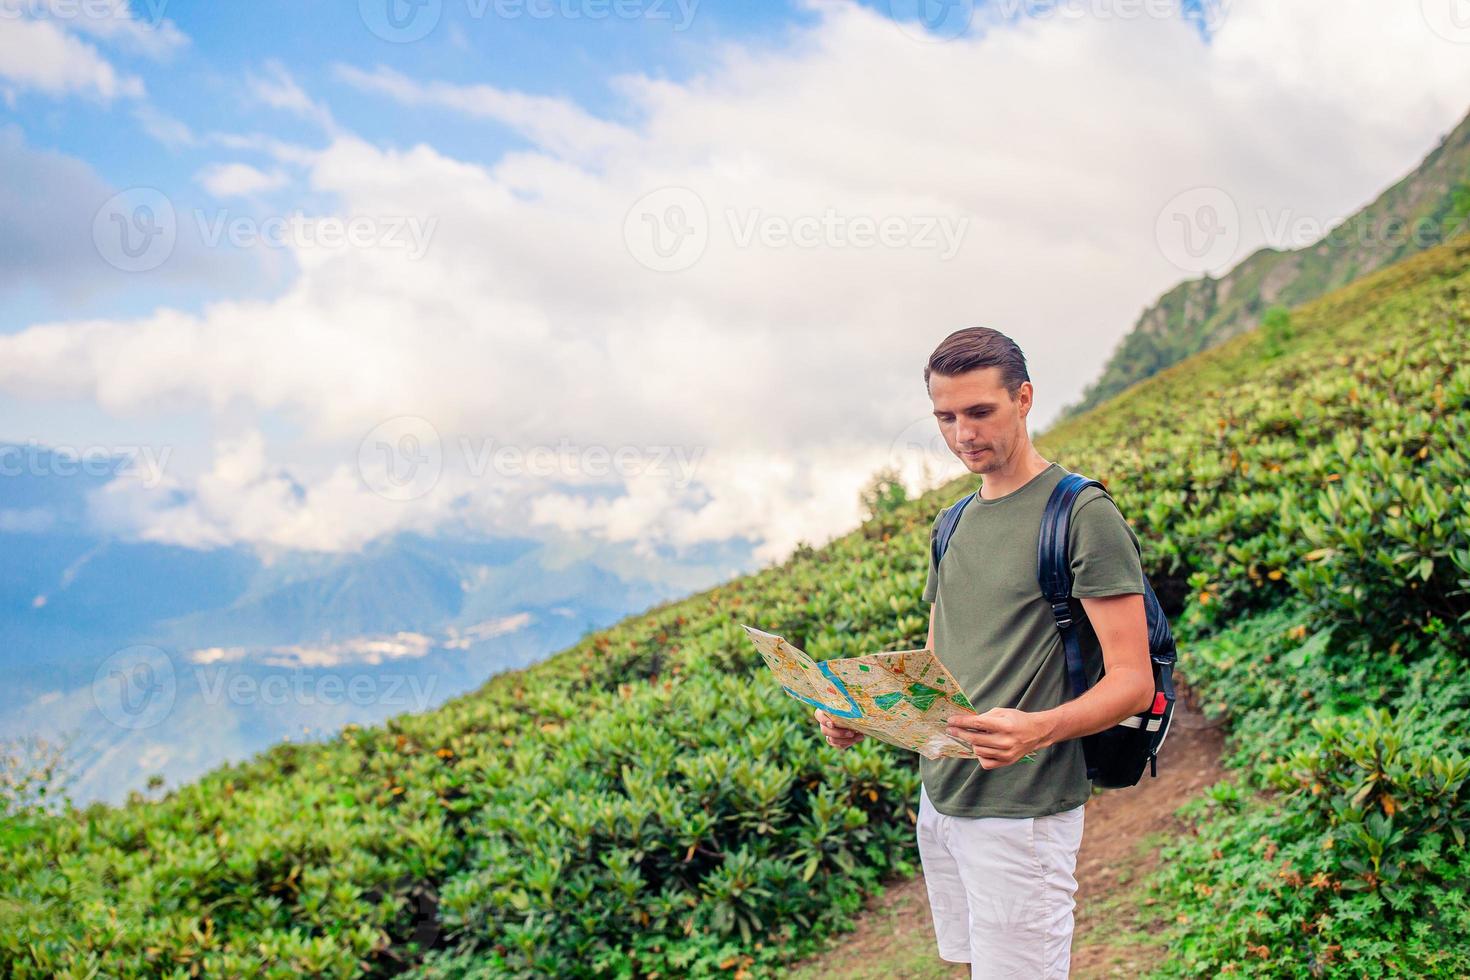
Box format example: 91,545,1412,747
1060,106,1470,420
1,449,757,803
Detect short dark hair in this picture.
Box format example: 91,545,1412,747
924,326,1030,399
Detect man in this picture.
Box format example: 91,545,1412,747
815,326,1156,978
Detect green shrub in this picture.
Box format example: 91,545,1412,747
1145,603,1469,977
1262,305,1293,358
858,466,909,520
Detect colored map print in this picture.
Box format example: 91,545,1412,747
743,625,981,760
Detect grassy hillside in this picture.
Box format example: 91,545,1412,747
2,238,1468,977
1062,106,1470,420
1038,237,1470,977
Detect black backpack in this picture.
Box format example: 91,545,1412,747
930,472,1177,788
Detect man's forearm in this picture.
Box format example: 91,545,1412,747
1035,669,1153,749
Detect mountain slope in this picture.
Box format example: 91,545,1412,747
2,238,1467,977
1062,106,1470,419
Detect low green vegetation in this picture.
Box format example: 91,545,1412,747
1260,305,1292,359
1045,236,1470,977
1,235,1466,977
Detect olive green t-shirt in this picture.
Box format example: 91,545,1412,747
920,461,1145,818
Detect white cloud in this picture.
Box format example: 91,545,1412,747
196,161,290,198
134,103,195,146
248,60,336,132
189,632,437,668
529,445,895,561
0,11,142,100
0,506,56,532
31,0,187,58
335,64,636,161
4,0,1470,563
209,130,318,167
0,0,185,100
86,428,460,552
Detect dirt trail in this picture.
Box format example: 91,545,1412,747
787,680,1226,979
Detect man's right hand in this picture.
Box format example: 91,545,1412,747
814,709,866,750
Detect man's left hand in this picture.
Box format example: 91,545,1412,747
946,707,1051,769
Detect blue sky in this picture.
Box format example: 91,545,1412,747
7,0,822,328
2,0,1467,564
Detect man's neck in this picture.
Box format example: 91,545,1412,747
978,450,1052,500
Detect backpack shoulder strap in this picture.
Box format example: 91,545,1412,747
931,488,978,575
1038,473,1105,702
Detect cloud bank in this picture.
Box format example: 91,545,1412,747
3,0,1469,563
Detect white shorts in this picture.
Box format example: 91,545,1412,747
916,784,1087,979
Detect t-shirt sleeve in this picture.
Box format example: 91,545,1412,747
1067,490,1146,598
922,512,940,603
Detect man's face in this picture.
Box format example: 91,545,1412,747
928,366,1031,474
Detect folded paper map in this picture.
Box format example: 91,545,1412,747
742,625,981,760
